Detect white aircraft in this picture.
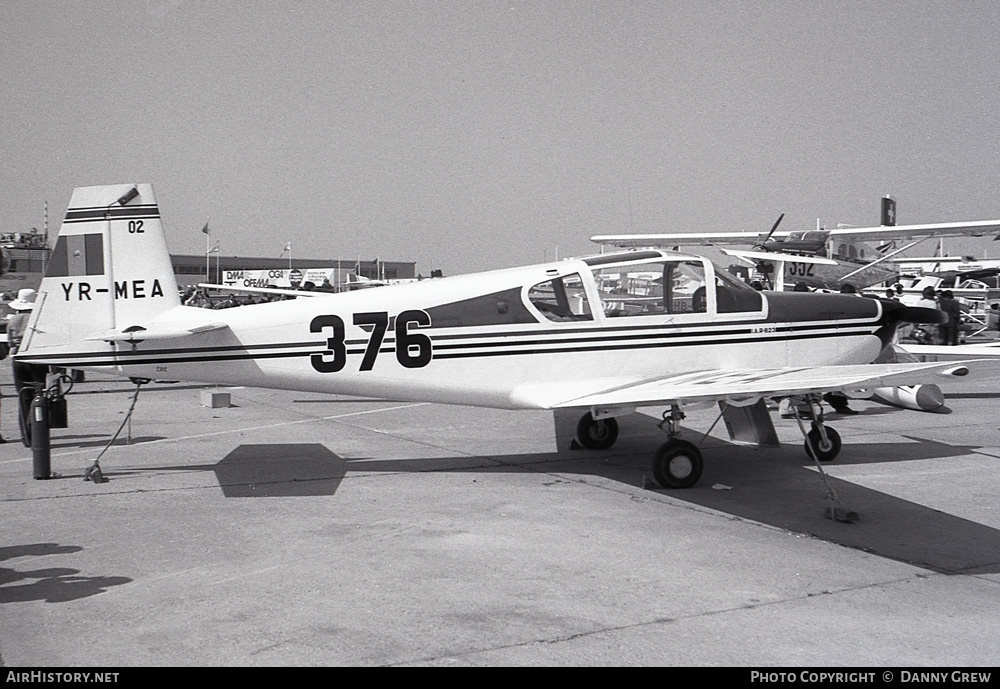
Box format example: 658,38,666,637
17,185,977,492
592,198,1000,292
895,256,1000,275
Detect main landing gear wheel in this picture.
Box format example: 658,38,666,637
804,424,841,462
576,413,619,450
652,439,704,489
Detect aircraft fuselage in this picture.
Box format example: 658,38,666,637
27,252,894,409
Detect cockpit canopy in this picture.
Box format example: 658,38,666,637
526,251,765,322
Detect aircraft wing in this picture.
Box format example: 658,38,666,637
85,321,230,343
591,231,765,247
722,249,839,265
510,361,975,410
824,219,1000,241
900,343,1000,358
591,219,1000,248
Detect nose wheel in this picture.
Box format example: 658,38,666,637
787,395,843,463
805,423,841,462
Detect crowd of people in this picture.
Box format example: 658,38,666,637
781,279,976,417
908,285,969,346
793,280,972,347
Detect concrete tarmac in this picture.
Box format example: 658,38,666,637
2,364,1000,667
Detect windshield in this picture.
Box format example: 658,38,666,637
592,260,706,317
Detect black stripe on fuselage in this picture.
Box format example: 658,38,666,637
430,327,875,360
17,320,879,368
427,320,871,349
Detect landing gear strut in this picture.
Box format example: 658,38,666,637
650,405,704,489
788,395,842,463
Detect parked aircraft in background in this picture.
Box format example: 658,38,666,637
895,256,1000,275
592,197,1000,292
18,185,975,497
895,269,1000,308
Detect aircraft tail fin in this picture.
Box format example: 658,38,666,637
16,184,181,364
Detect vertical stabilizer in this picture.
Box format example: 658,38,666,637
881,196,896,226
18,184,180,359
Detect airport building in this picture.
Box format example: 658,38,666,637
170,254,417,290
0,237,417,294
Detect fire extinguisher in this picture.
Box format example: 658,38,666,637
30,372,72,480
31,387,50,480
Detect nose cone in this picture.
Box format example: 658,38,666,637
879,298,947,326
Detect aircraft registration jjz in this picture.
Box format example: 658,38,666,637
16,184,975,511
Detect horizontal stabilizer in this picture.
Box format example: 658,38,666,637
85,321,230,343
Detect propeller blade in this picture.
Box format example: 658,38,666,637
763,213,785,243
754,214,785,252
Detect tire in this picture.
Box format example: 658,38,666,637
575,413,619,450
805,425,841,462
651,439,704,489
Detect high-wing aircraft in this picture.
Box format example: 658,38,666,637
17,185,975,492
592,197,1000,292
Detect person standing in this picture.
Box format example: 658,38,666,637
8,289,48,447
0,292,10,443
937,290,965,346
911,286,941,344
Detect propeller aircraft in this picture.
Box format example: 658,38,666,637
593,197,1000,293
15,185,977,494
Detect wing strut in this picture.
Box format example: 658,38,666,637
838,237,930,282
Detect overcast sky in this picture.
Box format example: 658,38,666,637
3,1,1000,276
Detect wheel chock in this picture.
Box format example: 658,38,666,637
825,506,859,523
83,462,108,484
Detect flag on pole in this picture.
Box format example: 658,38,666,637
201,221,210,235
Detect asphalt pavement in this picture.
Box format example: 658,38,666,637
2,363,1000,666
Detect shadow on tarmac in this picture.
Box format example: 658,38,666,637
82,402,1000,577
118,423,1000,577
49,435,167,450
0,543,131,604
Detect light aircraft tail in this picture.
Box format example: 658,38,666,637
17,184,181,361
